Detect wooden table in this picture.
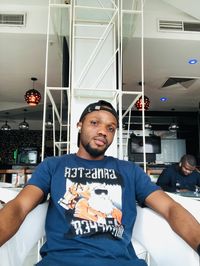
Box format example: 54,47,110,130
0,168,34,183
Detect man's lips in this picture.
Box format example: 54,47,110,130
94,137,107,146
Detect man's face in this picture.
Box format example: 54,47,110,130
78,110,117,159
180,160,196,176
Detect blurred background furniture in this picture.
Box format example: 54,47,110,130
0,169,34,183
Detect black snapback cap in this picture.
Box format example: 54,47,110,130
79,100,118,123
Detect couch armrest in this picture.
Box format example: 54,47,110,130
132,194,200,266
0,201,48,266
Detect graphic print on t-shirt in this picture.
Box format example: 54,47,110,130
58,167,124,239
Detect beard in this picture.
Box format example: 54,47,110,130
83,142,108,157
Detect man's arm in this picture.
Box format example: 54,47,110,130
145,190,200,253
0,185,44,246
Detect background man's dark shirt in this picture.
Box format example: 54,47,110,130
156,164,200,192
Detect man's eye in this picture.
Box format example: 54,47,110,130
108,126,115,133
90,120,97,125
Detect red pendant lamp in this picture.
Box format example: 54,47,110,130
135,95,150,111
24,77,41,106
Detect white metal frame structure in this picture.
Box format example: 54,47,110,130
41,0,147,169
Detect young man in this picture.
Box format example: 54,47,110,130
156,154,200,192
0,100,200,266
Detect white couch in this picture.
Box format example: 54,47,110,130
0,186,199,266
132,193,200,266
0,184,48,266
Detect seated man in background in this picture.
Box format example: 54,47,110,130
156,154,200,192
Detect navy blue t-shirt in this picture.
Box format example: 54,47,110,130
27,154,159,266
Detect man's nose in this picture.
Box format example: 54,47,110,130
97,125,107,136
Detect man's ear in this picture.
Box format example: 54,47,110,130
77,122,82,132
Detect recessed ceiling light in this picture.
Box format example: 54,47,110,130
160,97,168,102
188,59,198,64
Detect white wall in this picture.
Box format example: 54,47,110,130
156,139,186,163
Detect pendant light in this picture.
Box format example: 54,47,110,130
1,112,11,131
1,121,11,131
135,95,150,111
169,110,179,132
19,109,29,130
24,77,41,106
168,122,179,132
45,105,53,129
145,122,152,130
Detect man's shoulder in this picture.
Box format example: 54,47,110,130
192,169,200,177
165,163,178,171
107,157,142,175
107,156,136,167
42,153,74,166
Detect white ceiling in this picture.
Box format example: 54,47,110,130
122,0,200,111
0,0,200,129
